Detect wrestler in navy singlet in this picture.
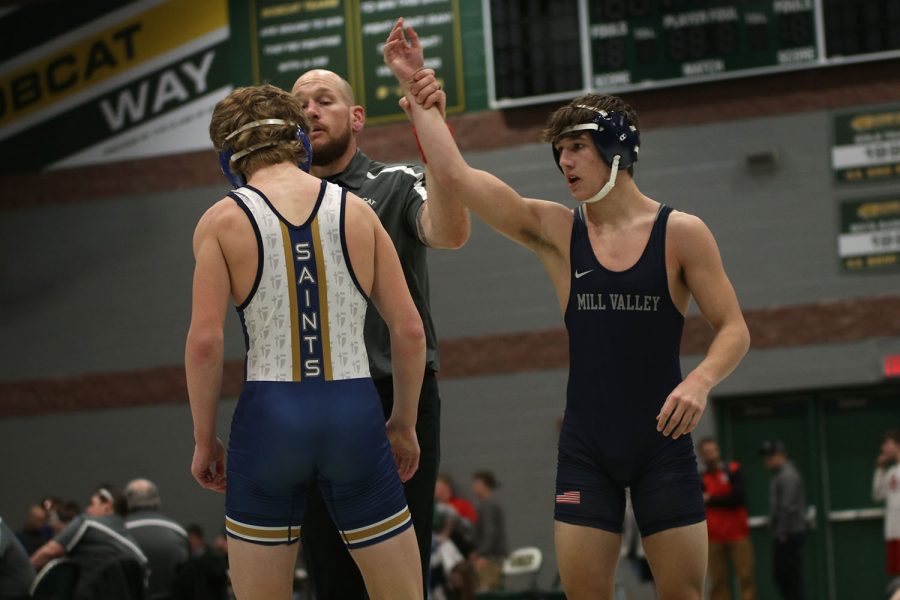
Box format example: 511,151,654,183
555,204,706,536
223,181,411,548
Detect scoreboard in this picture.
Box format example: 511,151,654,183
589,0,816,89
486,0,900,108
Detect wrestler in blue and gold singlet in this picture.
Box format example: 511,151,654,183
224,181,411,548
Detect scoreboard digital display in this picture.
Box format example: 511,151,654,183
823,0,900,58
485,0,585,105
589,0,816,89
486,0,900,108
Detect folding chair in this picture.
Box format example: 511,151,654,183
501,546,543,591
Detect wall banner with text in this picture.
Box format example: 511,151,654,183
243,0,465,124
838,195,900,272
832,104,900,184
0,0,232,174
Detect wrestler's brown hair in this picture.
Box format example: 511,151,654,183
209,84,311,179
542,93,639,144
542,93,639,175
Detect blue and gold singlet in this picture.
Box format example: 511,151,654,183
223,181,411,548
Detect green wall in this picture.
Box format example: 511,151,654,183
715,385,898,599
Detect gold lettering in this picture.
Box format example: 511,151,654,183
260,0,338,18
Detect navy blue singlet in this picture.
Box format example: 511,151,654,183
555,204,705,536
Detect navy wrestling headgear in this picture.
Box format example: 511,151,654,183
551,106,640,203
218,118,313,189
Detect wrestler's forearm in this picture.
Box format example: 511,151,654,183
405,94,471,193
685,320,749,391
185,330,224,445
388,322,425,427
421,164,471,249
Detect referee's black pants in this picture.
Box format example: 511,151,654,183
301,370,440,599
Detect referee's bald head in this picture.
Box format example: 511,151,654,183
292,69,356,105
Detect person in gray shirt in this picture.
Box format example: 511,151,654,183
760,439,806,600
31,485,148,597
124,478,189,600
0,516,35,600
470,470,508,592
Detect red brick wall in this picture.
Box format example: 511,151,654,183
2,295,898,417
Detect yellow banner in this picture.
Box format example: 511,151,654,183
0,0,227,129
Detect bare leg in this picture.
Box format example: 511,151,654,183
731,537,757,600
642,521,708,600
228,537,299,600
555,520,621,600
350,526,423,600
707,541,729,600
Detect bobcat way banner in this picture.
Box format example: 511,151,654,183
0,0,232,174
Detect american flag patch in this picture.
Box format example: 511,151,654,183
556,491,581,505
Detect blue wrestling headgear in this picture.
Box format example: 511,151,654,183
551,106,640,203
218,118,313,188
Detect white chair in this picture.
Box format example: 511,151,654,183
501,546,542,590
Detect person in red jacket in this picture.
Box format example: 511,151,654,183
436,475,477,524
699,437,757,600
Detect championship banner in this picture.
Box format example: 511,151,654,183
0,0,232,174
832,104,900,184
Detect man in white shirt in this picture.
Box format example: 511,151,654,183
874,429,900,578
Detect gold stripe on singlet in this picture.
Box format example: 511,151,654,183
310,215,333,381
280,221,302,382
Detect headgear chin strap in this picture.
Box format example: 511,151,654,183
551,105,639,203
583,155,619,203
218,118,313,189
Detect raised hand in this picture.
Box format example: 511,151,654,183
383,17,424,85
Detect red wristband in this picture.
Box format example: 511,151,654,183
412,123,454,165
412,126,426,164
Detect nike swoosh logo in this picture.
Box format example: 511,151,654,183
574,269,594,279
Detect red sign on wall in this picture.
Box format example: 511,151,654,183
884,354,900,377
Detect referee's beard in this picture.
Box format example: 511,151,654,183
311,126,352,167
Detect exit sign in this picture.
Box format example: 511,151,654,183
885,354,900,377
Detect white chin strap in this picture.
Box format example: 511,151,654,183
582,155,620,204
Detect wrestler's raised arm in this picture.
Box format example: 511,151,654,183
383,19,572,259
